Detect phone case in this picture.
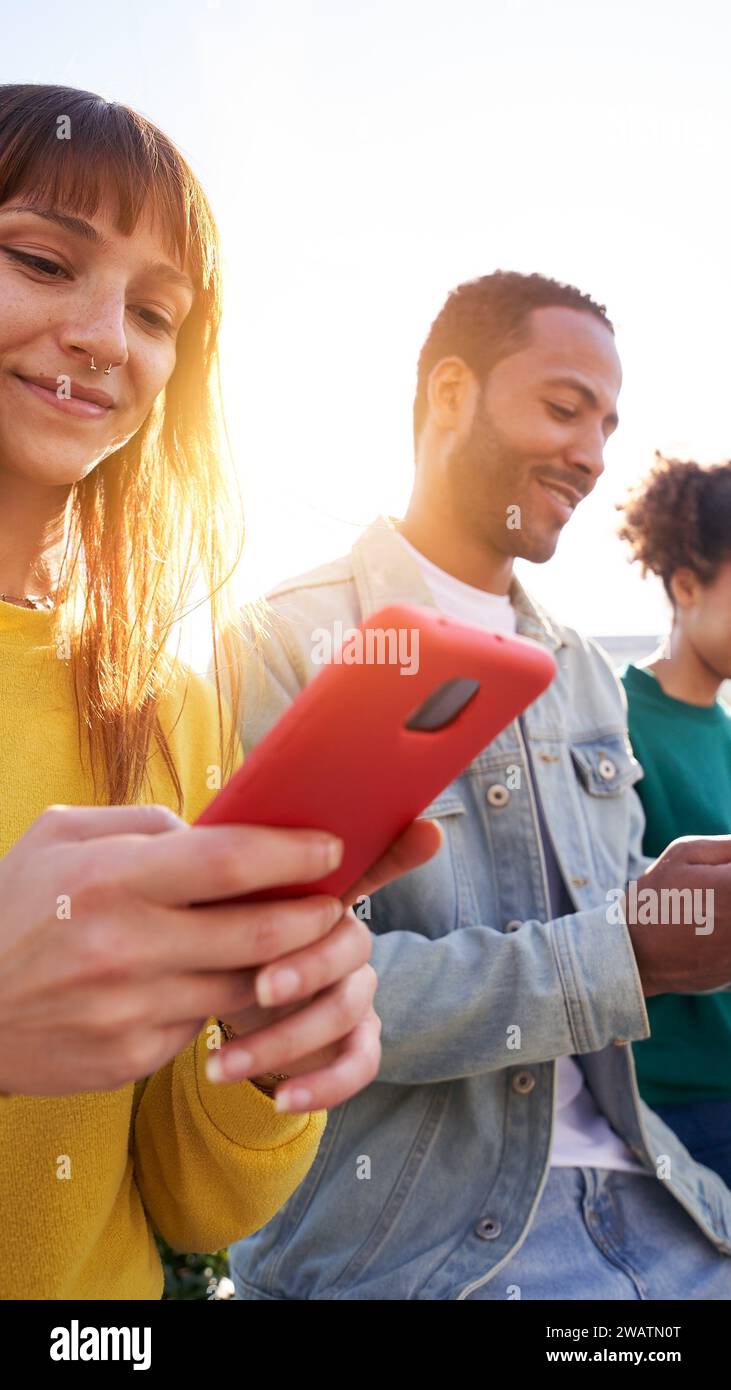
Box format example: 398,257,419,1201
193,602,556,902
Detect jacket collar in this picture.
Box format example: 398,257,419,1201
351,515,573,654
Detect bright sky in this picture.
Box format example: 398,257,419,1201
3,0,730,662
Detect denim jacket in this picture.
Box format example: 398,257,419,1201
227,516,731,1300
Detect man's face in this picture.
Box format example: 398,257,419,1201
446,304,622,564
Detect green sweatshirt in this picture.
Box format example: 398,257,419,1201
618,661,731,1106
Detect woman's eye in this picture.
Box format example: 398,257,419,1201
135,307,175,333
547,402,577,421
3,248,67,278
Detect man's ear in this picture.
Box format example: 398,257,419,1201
426,356,477,431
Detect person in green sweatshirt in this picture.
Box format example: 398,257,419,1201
616,451,731,1186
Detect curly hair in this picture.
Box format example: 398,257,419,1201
412,270,614,449
617,452,731,600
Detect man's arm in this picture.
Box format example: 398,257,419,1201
370,707,658,1085
368,907,649,1084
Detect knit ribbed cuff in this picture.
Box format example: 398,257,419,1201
193,1030,327,1150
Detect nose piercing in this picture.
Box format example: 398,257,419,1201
89,357,113,374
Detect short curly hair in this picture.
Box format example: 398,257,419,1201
412,270,614,449
617,452,731,600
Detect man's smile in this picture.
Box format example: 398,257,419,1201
534,475,584,523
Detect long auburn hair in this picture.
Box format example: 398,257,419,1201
0,84,245,811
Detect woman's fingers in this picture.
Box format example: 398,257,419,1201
254,907,371,1006
79,822,345,907
45,969,260,1041
29,801,187,843
342,817,443,908
211,963,378,1084
142,893,346,973
273,1010,383,1112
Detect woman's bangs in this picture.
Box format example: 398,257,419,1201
7,121,204,290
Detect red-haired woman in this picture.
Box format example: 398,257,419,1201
0,84,439,1299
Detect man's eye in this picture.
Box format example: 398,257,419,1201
547,402,577,421
4,248,67,278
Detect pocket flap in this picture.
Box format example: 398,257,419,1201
570,733,643,796
418,789,466,819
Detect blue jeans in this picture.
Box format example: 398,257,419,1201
468,1167,731,1300
653,1099,731,1190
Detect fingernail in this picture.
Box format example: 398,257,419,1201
206,1053,224,1082
275,1086,312,1111
207,1047,252,1082
257,966,300,1006
323,835,344,870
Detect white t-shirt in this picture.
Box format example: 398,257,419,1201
397,533,647,1173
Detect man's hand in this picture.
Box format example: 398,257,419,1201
627,835,731,996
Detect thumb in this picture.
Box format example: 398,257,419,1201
672,834,731,866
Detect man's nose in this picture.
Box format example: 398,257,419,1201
565,423,606,485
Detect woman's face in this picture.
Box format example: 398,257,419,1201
0,197,196,486
679,558,731,682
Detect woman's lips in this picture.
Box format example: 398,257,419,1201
14,374,111,419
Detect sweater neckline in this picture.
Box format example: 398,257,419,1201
0,597,56,647
623,661,729,724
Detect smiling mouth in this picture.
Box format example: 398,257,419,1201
536,478,581,518
13,374,112,420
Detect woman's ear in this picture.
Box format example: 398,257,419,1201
669,566,702,610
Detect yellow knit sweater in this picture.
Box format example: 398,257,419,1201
0,599,326,1300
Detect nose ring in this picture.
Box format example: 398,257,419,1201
89,357,113,375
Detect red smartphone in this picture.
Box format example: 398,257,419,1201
193,603,556,903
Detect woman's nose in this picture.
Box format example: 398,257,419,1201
60,297,129,372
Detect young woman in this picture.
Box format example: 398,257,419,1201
617,452,731,1186
0,83,440,1299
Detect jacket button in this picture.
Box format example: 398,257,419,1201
486,783,510,807
598,756,617,781
512,1070,535,1094
505,918,522,933
475,1217,502,1241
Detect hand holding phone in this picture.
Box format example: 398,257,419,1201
207,815,444,1109
193,603,555,1106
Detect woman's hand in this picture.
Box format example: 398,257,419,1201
0,805,441,1099
214,817,444,1110
0,805,353,1096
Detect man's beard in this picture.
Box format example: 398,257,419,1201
446,392,527,555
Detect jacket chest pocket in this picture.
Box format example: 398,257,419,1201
371,788,476,936
568,732,644,889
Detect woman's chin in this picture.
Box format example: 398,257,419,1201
0,449,94,488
